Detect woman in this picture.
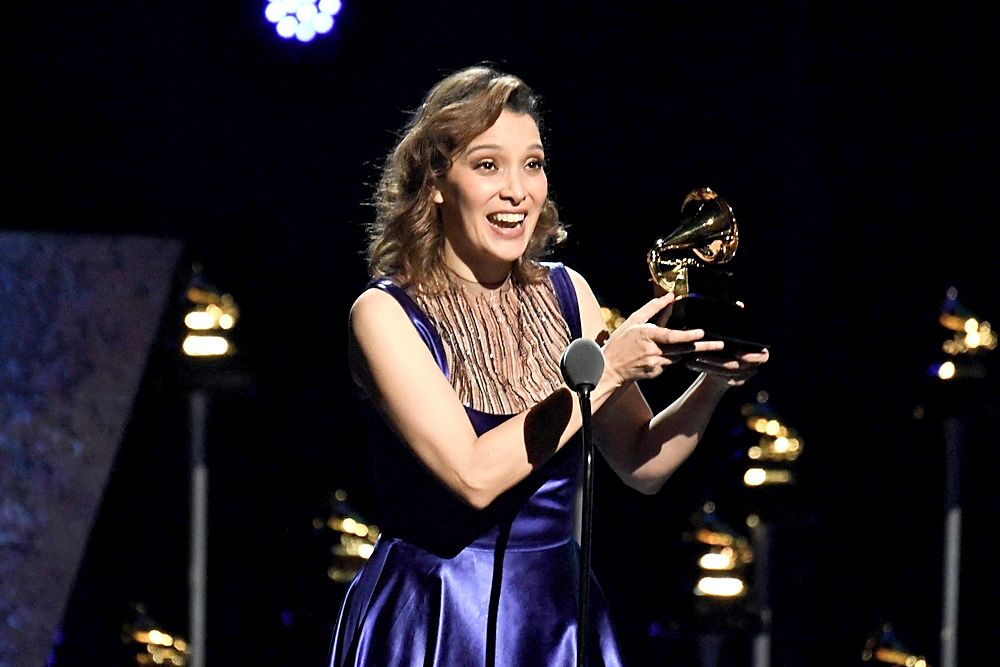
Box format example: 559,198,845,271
328,65,768,666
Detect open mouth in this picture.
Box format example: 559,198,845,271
487,212,526,230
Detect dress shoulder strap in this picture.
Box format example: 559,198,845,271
540,262,582,340
367,278,450,378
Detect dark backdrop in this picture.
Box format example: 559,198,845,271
9,2,998,665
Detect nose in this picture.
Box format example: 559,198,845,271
500,172,527,205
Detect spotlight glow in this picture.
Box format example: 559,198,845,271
296,3,318,22
276,16,297,38
265,0,342,43
295,21,317,42
314,13,334,33
265,3,285,22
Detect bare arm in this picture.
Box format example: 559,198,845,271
350,287,674,509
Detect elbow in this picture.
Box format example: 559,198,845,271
613,444,672,495
627,474,668,496
453,471,498,510
619,457,675,495
610,466,665,495
433,443,509,510
460,490,494,511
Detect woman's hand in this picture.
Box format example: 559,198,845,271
686,347,770,387
600,293,725,385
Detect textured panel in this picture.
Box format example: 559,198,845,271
0,232,182,667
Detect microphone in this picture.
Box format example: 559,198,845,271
560,337,605,394
560,337,604,667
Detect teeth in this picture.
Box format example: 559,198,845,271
489,213,525,225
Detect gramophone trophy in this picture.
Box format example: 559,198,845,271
647,187,767,353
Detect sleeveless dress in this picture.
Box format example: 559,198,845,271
327,262,625,667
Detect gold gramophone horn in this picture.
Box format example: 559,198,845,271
647,187,739,296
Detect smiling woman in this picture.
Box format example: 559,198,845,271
431,109,549,284
326,64,768,667
364,67,565,293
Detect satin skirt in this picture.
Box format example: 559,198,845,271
328,535,624,666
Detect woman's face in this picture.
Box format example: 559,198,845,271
432,109,547,283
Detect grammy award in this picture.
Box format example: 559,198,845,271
647,187,767,353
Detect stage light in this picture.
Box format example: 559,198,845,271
740,392,804,487
929,287,994,382
313,12,334,33
181,268,239,359
933,361,957,380
685,504,753,600
182,335,230,357
600,306,626,332
315,488,380,583
276,16,297,38
744,467,793,486
295,21,317,42
698,546,738,570
264,0,343,43
265,2,285,22
122,604,190,666
695,576,745,597
861,623,930,666
938,286,996,355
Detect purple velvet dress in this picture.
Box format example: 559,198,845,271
327,263,624,666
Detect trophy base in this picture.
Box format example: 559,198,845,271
670,294,769,353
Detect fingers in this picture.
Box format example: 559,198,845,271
691,346,769,365
653,301,673,328
686,361,756,386
618,324,718,364
686,346,770,386
603,295,771,386
658,339,723,359
642,325,719,351
621,294,674,328
660,341,696,358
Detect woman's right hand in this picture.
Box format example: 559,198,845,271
599,293,724,385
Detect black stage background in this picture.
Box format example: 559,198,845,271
8,2,998,665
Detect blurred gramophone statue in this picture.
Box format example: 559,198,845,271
929,285,995,381
648,187,767,353
861,622,930,667
314,488,381,584
121,603,189,666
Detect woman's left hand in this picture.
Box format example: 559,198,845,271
686,347,770,387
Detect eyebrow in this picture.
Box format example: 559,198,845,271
466,143,545,154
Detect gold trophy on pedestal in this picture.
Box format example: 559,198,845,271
647,187,767,353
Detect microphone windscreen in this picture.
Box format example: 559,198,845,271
560,338,605,391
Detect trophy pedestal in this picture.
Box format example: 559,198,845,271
670,294,768,353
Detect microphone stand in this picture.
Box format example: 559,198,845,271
577,382,595,667
560,336,605,667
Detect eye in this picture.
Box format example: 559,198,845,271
526,157,546,171
474,159,498,171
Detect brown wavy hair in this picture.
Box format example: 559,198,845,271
366,65,567,290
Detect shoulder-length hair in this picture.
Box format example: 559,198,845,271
366,65,566,290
